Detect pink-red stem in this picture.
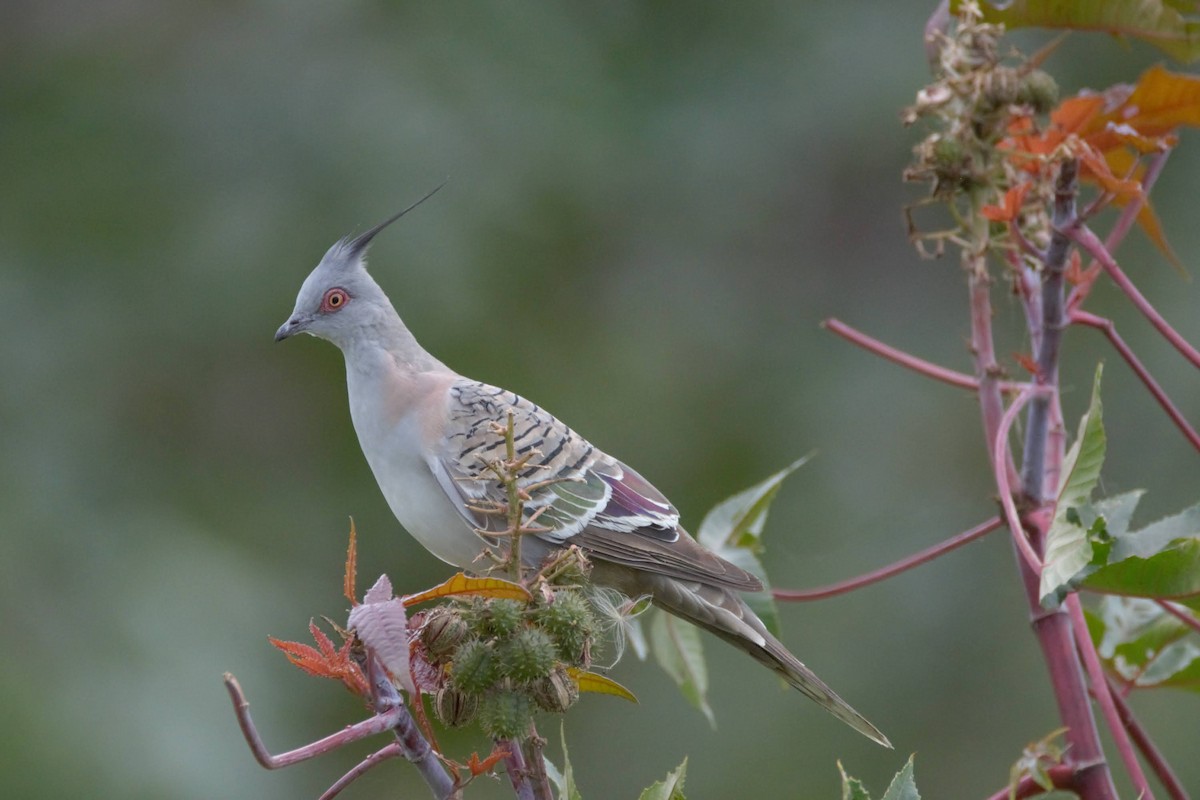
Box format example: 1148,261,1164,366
1071,310,1200,453
773,516,1003,601
1070,225,1200,370
1105,676,1192,800
1158,600,1200,636
1067,595,1155,799
982,764,1076,800
823,317,1024,394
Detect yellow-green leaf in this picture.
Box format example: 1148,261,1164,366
402,572,532,607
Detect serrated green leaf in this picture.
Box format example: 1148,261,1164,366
880,755,921,800
1040,365,1106,608
1111,502,1200,560
649,611,714,728
839,761,873,800
637,757,687,800
961,0,1200,63
549,721,583,800
696,456,810,551
695,459,808,637
1083,538,1200,598
1139,639,1200,688
1088,596,1200,690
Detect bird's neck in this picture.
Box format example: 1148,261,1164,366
342,305,448,377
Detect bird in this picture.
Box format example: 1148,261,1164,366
274,192,890,748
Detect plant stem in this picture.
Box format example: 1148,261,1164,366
823,317,1020,392
982,764,1075,800
773,516,1003,601
1158,600,1200,636
1067,595,1155,799
1020,158,1077,502
1105,676,1192,800
1071,310,1200,452
1070,224,1200,370
1014,161,1118,800
967,167,1119,800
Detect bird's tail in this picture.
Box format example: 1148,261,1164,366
646,574,892,748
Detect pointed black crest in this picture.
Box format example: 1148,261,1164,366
343,180,448,258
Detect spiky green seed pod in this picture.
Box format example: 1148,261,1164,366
530,665,580,713
451,639,499,695
464,598,526,639
498,627,559,683
478,690,534,741
533,591,597,666
434,687,479,727
421,606,469,662
1018,69,1059,115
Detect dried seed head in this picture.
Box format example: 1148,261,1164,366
530,666,580,713
434,687,479,727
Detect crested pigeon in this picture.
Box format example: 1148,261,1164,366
275,198,890,748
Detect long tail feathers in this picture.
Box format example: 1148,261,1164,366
647,574,892,748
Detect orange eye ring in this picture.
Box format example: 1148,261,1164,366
321,288,349,313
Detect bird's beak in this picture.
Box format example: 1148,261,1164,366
274,315,308,342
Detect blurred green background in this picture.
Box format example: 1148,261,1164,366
2,1,1197,798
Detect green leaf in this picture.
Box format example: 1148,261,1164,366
649,611,714,727
961,0,1200,63
1087,596,1200,690
696,456,810,551
637,757,687,800
880,755,921,800
695,457,809,637
838,761,873,800
1083,538,1200,598
547,721,584,800
1040,365,1107,608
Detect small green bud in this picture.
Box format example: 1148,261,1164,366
1018,69,1059,115
499,628,559,683
530,665,580,713
451,639,499,695
478,690,535,741
434,687,479,727
420,607,469,662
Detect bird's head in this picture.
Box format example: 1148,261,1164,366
275,185,444,349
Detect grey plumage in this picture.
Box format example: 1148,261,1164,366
276,201,891,748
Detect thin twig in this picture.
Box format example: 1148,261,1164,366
1067,595,1156,800
1071,310,1200,452
1070,224,1200,370
223,673,403,770
319,744,404,800
773,516,1003,601
1158,600,1200,636
823,318,1026,394
994,387,1043,573
1105,676,1192,800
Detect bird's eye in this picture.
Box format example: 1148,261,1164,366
321,288,349,313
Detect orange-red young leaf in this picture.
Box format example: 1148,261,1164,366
344,518,358,606
402,573,532,607
269,620,369,697
982,183,1032,222
467,746,510,777
1077,146,1144,201
1083,66,1200,150
566,667,638,702
1014,352,1039,376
